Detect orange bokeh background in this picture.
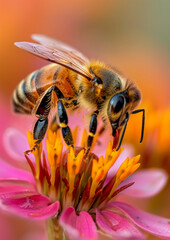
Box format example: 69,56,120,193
0,0,170,239
1,0,170,108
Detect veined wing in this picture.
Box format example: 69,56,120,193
15,41,93,80
32,34,89,64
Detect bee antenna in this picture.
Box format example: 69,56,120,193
116,112,129,151
132,108,145,143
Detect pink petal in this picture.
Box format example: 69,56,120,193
1,193,59,219
0,104,31,160
119,169,168,198
1,194,50,208
109,201,170,239
96,209,144,240
0,190,40,202
27,201,59,219
59,207,97,240
0,157,35,184
3,128,29,162
0,179,36,196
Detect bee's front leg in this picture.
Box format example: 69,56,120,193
25,86,54,154
25,85,75,154
87,110,99,150
57,99,74,147
25,117,49,155
50,85,74,147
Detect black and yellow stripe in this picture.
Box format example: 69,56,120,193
87,110,98,148
12,64,78,116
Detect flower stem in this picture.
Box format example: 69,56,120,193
47,217,68,240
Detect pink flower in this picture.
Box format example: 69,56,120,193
0,126,170,240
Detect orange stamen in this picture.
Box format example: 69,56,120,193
80,129,88,148
27,131,41,180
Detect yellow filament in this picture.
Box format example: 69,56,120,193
104,141,112,164
47,129,63,166
90,150,119,198
46,129,63,186
68,174,75,194
47,140,55,166
98,155,104,167
91,159,98,179
72,126,79,145
43,177,49,196
67,148,84,175
27,131,41,180
54,131,63,164
106,155,141,200
104,157,116,174
91,148,124,185
50,165,56,186
91,157,104,182
89,180,98,199
80,129,87,148
67,148,85,196
47,128,57,146
75,149,84,174
95,168,105,183
130,162,141,174
67,147,75,175
109,147,124,164
116,157,129,177
129,155,140,165
27,131,33,149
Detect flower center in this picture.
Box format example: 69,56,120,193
25,126,140,213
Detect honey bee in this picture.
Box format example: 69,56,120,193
13,34,145,152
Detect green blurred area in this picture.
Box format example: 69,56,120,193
81,0,170,51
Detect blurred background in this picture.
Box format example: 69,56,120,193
0,0,170,239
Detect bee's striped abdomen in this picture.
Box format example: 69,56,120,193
12,70,39,114
24,71,39,104
12,64,77,115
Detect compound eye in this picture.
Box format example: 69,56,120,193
110,95,125,114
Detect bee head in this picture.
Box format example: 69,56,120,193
108,85,142,149
108,92,127,135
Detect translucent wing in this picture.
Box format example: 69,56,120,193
32,34,89,63
15,37,93,80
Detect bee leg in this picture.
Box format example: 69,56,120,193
64,98,79,110
33,117,48,142
49,98,78,133
87,110,99,150
25,117,48,155
43,85,74,147
116,112,129,151
57,99,74,147
132,108,145,143
25,86,55,154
